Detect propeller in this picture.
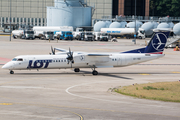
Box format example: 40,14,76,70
66,48,74,68
51,46,55,55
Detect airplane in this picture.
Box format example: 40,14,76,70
2,30,170,75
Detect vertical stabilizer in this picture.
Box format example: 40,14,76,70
144,32,170,54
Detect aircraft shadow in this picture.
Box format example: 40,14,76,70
14,71,132,80
14,71,173,80
80,70,132,80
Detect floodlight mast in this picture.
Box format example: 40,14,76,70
134,0,136,44
10,0,11,41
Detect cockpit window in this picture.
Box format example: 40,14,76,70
12,58,17,61
17,58,23,61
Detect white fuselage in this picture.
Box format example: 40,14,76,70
2,52,164,70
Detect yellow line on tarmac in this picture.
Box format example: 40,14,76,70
172,72,180,73
139,73,150,75
0,35,11,36
0,103,13,105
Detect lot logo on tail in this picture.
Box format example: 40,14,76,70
144,32,169,54
152,33,167,51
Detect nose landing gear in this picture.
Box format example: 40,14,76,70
10,70,14,74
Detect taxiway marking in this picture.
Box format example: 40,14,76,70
0,103,13,105
0,35,11,36
139,73,150,75
172,72,180,73
65,79,180,110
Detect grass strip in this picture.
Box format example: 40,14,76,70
115,81,180,102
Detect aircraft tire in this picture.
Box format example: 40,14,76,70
10,70,14,74
74,68,80,72
92,70,98,75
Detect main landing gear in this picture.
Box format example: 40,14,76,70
91,65,98,75
10,70,14,74
74,68,80,72
74,67,98,75
92,70,98,75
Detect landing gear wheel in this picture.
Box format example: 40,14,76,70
92,70,98,75
10,70,14,74
74,68,80,72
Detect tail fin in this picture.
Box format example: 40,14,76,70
144,32,170,54
122,31,170,54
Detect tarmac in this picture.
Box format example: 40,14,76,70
0,36,180,120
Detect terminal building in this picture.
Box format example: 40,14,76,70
0,0,149,29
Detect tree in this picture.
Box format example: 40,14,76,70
149,0,180,17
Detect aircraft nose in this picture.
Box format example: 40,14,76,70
2,63,13,69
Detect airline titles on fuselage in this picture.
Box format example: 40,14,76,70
27,58,68,69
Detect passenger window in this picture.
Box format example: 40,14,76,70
17,58,23,61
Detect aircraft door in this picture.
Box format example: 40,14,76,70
117,57,122,66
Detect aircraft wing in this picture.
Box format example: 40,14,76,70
86,54,112,68
84,53,110,65
74,53,110,64
55,48,68,52
87,54,109,56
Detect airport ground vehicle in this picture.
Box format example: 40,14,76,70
12,30,35,39
59,31,73,40
33,26,73,39
83,32,94,41
77,32,94,41
22,30,35,39
94,32,109,41
54,31,61,39
40,31,54,40
12,30,24,39
101,28,145,39
33,26,73,32
73,28,84,40
34,31,44,39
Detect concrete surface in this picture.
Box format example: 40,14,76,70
0,36,180,120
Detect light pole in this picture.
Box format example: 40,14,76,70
10,0,11,41
134,0,136,44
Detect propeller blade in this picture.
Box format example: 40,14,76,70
72,52,73,57
66,47,74,68
69,47,71,53
51,46,55,55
